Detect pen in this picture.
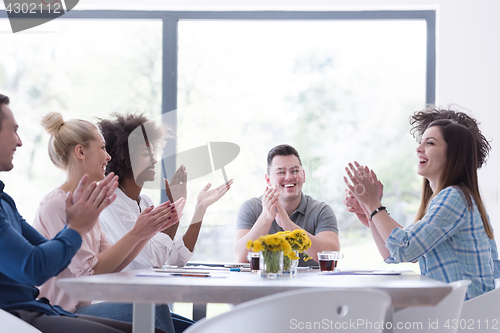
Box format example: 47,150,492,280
171,273,210,277
229,267,251,272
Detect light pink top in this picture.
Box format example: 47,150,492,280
32,188,112,312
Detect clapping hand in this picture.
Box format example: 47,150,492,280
66,173,119,235
260,186,279,222
343,162,384,227
196,179,234,210
132,201,181,240
172,197,186,220
275,199,295,230
344,162,381,210
72,172,118,204
165,165,187,202
343,188,372,228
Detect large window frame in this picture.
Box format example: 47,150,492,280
0,9,436,204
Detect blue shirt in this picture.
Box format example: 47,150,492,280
385,186,496,300
0,180,81,315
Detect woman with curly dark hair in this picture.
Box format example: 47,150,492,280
33,112,177,333
97,113,233,332
343,106,500,300
409,105,491,169
344,106,500,282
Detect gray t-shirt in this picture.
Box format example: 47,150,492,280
236,192,338,266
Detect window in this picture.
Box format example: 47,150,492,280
1,10,435,270
177,19,428,268
0,17,162,218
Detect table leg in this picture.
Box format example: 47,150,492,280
133,303,155,333
192,304,207,321
383,306,394,333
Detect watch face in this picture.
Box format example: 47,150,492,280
4,0,80,33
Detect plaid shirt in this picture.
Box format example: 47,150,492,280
385,186,495,300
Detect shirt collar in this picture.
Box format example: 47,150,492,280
294,192,307,215
116,187,143,208
0,181,4,195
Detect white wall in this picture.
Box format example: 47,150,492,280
83,0,500,231
435,1,500,232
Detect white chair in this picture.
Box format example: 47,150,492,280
393,279,471,333
458,279,500,333
184,288,391,333
0,309,42,333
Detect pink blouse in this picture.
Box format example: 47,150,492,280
32,188,112,312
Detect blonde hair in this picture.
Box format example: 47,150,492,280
41,112,98,170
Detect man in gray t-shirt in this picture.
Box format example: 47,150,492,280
234,144,339,264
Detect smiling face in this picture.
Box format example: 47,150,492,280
0,105,22,172
265,154,305,202
416,125,447,190
132,143,157,186
82,129,111,182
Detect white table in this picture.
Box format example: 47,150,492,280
59,269,452,333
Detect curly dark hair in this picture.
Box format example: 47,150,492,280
410,105,491,168
98,113,166,180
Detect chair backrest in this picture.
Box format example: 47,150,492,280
0,309,42,333
393,279,471,333
458,282,500,333
184,288,391,333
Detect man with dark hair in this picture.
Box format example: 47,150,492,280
234,144,339,264
0,94,159,333
0,94,9,131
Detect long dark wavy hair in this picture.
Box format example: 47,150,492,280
410,105,491,169
415,119,493,239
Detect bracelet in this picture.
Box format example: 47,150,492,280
370,206,387,220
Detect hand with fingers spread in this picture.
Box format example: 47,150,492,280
196,179,234,210
352,161,384,201
132,201,180,240
66,174,119,236
166,165,187,202
183,179,233,251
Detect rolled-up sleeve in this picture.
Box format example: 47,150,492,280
67,228,103,276
384,187,467,263
166,236,193,266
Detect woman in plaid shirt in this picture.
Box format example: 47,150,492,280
345,117,496,300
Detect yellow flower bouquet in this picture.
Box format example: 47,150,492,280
278,229,312,273
247,233,293,277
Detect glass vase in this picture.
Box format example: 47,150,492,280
283,250,299,274
260,250,283,278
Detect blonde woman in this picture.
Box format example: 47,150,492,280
33,112,180,333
